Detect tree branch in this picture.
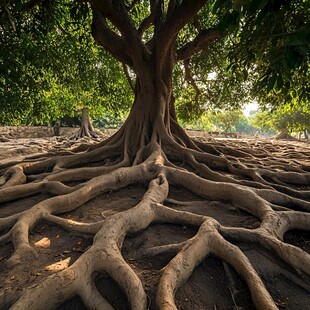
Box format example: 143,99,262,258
89,0,137,38
122,63,135,91
4,5,16,31
192,15,203,32
138,0,158,36
167,0,177,19
154,0,164,36
21,0,42,10
151,0,209,72
138,13,155,36
177,28,222,61
184,59,201,104
91,9,133,67
158,0,208,50
89,0,150,64
125,0,141,11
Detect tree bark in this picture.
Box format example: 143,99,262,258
70,108,99,140
274,130,295,140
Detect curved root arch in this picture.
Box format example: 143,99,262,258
0,120,310,309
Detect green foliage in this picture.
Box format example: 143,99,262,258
251,102,310,134
175,0,309,123
0,0,308,126
0,4,132,125
235,117,258,135
211,109,243,133
217,0,310,104
250,110,276,135
174,44,251,123
182,109,259,135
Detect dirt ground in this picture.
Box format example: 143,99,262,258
0,132,309,309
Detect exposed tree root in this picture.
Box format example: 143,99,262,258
69,109,103,141
0,124,309,310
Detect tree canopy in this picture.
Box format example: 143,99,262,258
252,101,310,136
0,7,133,125
1,0,309,123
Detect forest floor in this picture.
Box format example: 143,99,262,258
0,131,309,310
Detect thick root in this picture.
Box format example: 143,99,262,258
1,129,309,310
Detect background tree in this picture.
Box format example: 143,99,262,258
221,0,310,105
252,102,310,139
0,8,133,128
0,1,309,309
211,109,243,133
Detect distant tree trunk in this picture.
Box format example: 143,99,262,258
52,123,60,136
274,130,295,140
70,108,100,140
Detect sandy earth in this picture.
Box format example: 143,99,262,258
0,133,309,309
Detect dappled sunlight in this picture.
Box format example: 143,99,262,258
44,257,71,271
34,237,51,248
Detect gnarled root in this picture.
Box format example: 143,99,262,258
1,127,310,310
